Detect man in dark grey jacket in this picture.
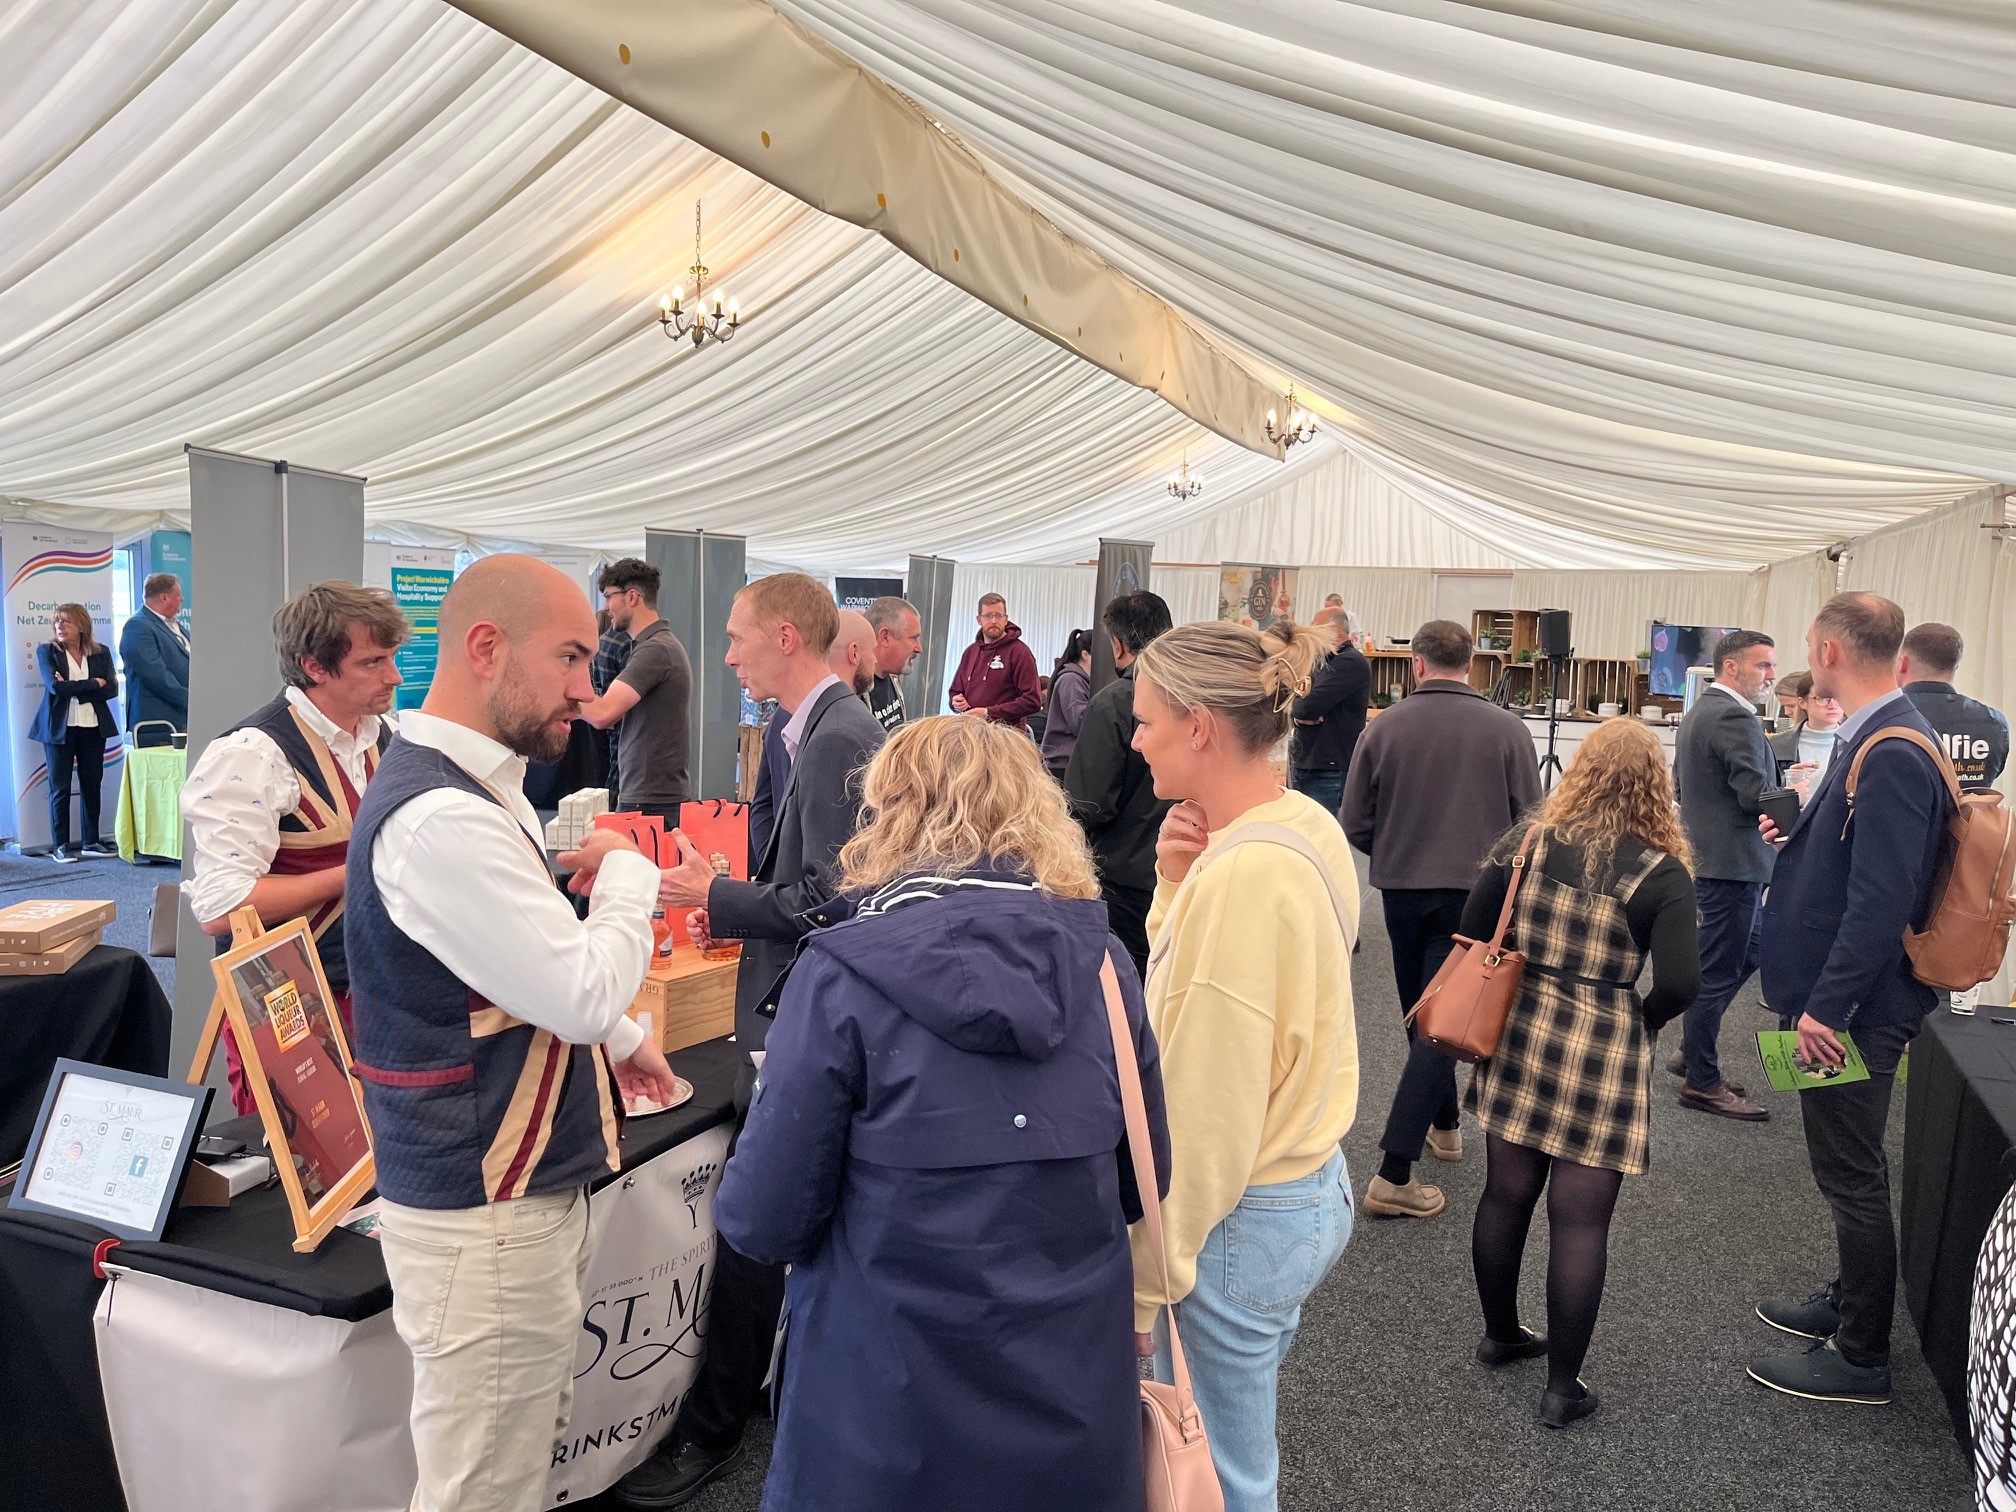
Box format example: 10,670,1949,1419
625,573,884,1509
1672,628,1778,1121
1342,619,1541,1219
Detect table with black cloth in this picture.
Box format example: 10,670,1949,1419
0,1034,741,1512
1902,1008,2016,1452
0,945,172,1170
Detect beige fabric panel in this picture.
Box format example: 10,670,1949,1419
450,0,1279,455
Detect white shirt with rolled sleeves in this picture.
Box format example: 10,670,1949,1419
181,686,387,925
369,711,654,1063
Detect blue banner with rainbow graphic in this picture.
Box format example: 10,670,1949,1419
2,523,122,848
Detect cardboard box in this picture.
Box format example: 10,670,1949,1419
0,928,102,976
627,946,737,1054
0,898,115,953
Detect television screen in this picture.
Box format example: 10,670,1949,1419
1648,622,1742,698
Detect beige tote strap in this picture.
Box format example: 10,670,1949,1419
1100,955,1205,1440
1146,819,1355,978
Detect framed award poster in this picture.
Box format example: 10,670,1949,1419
209,918,375,1251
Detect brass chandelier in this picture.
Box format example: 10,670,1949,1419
1266,385,1316,449
1167,454,1204,501
657,202,740,348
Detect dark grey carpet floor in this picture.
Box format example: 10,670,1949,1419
592,854,1973,1512
17,848,1964,1509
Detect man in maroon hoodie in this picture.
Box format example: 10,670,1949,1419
948,593,1041,730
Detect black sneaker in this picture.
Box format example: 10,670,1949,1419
50,846,81,865
1747,1337,1892,1405
607,1438,748,1510
1476,1326,1549,1367
1757,1287,1841,1341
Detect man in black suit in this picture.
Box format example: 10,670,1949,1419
1747,593,1953,1406
119,572,190,745
616,573,884,1510
1672,627,1778,1121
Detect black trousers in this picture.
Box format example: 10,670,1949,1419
1791,1016,1916,1367
43,729,106,847
674,1061,789,1453
1378,888,1470,1160
1104,882,1153,986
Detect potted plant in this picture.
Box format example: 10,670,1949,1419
1514,649,1534,665
1637,649,1652,673
1378,688,1400,708
1511,691,1533,710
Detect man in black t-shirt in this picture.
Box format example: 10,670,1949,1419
1900,621,2008,791
864,595,922,734
579,558,693,820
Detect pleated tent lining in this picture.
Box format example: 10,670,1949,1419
4,0,2013,573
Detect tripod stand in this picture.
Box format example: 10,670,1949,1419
1538,651,1570,789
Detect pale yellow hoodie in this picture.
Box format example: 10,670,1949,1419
1131,790,1361,1331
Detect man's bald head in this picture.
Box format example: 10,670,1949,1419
431,554,598,760
828,608,876,696
439,554,589,659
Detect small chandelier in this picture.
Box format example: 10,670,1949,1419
657,202,740,347
1167,455,1204,501
1266,385,1316,449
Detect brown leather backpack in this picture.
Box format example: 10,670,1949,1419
1844,728,2016,992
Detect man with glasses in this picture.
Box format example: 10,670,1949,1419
579,558,693,821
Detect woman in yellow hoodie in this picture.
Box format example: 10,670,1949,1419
1129,620,1360,1512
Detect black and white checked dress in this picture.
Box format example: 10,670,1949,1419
1971,1182,2016,1509
1465,832,1664,1175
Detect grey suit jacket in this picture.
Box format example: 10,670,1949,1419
705,681,885,1052
1674,687,1775,883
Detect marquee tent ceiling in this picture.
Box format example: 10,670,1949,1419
4,0,2012,572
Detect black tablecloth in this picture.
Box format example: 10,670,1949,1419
0,945,172,1170
1902,1009,2016,1450
0,1034,740,1512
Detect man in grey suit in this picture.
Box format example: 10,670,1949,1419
1673,628,1778,1121
619,572,884,1510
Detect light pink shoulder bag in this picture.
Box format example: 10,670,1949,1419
1100,956,1224,1512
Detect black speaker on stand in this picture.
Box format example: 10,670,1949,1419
1536,609,1572,789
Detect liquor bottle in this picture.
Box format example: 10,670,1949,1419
702,854,739,961
649,903,673,962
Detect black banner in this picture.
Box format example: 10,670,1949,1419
1091,538,1154,692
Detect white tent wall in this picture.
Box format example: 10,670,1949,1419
1840,486,2011,706
1149,567,1220,630
1295,569,1436,649
1508,572,1760,662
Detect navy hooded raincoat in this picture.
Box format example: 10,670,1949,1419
715,867,1170,1512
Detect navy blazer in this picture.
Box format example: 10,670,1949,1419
745,714,791,866
28,643,118,745
118,608,190,733
1760,692,1952,1032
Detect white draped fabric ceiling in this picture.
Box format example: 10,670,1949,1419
3,0,2012,575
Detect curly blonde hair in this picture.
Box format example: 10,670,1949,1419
1507,717,1691,881
838,717,1100,898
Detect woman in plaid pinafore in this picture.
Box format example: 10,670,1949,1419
1461,719,1700,1428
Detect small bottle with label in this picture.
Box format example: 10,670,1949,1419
702,854,739,961
649,903,673,963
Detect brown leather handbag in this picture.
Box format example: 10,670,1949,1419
1404,827,1538,1063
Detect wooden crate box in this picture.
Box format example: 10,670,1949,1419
628,944,738,1054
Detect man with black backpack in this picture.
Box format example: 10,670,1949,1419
1748,593,1955,1407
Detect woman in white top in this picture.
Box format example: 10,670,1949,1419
29,603,119,862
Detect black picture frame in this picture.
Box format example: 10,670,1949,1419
7,1059,214,1242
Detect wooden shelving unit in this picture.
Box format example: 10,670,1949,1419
1371,617,1673,725
1366,648,1414,709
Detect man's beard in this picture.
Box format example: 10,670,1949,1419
851,664,873,696
488,665,574,762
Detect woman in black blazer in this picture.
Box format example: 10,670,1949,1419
29,603,118,861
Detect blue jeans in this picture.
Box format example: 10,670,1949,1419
1682,877,1763,1092
1153,1149,1352,1512
1289,767,1344,818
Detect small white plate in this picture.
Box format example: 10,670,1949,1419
624,1078,694,1118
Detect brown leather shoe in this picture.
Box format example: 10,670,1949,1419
1679,1083,1769,1121
1363,1174,1447,1218
1669,1055,1744,1095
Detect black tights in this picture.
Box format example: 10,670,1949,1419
1471,1134,1625,1395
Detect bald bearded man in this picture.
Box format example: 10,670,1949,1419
826,608,876,698
346,554,679,1512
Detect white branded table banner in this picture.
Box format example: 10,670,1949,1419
91,1124,732,1512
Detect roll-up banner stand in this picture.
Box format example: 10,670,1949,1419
388,549,456,711
903,556,956,719
647,529,745,801
1091,538,1154,693
2,523,122,849
1218,563,1301,634
176,447,365,1081
540,551,602,606
149,530,195,638
834,576,904,612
